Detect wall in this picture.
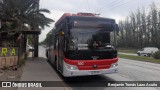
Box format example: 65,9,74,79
0,47,18,68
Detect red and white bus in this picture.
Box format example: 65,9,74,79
46,13,119,77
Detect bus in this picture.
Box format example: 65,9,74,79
46,13,119,77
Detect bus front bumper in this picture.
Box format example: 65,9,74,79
62,62,118,77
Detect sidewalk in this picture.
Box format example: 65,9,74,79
17,57,67,90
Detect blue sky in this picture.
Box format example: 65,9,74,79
39,0,160,42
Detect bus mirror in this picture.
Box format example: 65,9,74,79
60,31,65,36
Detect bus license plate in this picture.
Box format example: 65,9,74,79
91,71,100,75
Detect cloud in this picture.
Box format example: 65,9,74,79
39,0,159,42
39,10,64,42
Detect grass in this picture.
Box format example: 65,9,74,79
118,53,160,64
118,48,139,54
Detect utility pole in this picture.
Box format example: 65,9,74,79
34,0,40,57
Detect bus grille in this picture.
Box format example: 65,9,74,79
65,50,117,60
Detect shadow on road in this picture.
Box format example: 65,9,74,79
62,75,116,87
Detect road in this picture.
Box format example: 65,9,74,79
39,46,160,90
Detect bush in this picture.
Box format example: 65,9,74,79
153,51,160,59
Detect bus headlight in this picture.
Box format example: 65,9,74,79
66,63,78,70
110,62,118,68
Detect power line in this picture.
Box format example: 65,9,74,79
99,0,133,14
95,0,124,12
124,0,159,15
109,0,132,11
95,0,118,11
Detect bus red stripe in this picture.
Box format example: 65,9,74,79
64,58,118,70
78,65,110,70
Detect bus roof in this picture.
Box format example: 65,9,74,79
55,13,116,26
66,16,115,23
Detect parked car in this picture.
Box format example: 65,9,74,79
27,45,34,52
137,47,159,56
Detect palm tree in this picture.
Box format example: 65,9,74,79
0,0,54,31
0,0,54,57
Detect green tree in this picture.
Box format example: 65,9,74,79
0,0,54,57
117,2,160,49
0,0,53,31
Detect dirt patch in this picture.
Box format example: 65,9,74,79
0,66,24,90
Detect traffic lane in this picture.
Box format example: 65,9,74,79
69,87,158,90
59,58,160,90
59,75,115,90
59,58,160,82
118,58,160,81
59,75,158,90
39,46,158,90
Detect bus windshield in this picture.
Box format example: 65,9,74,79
69,28,111,50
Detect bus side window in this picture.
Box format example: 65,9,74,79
54,36,58,50
56,39,58,49
54,36,56,49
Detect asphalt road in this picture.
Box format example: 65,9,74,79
39,46,160,90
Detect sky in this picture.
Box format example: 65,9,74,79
39,0,160,42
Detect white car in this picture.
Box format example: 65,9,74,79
27,45,34,52
137,47,159,56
